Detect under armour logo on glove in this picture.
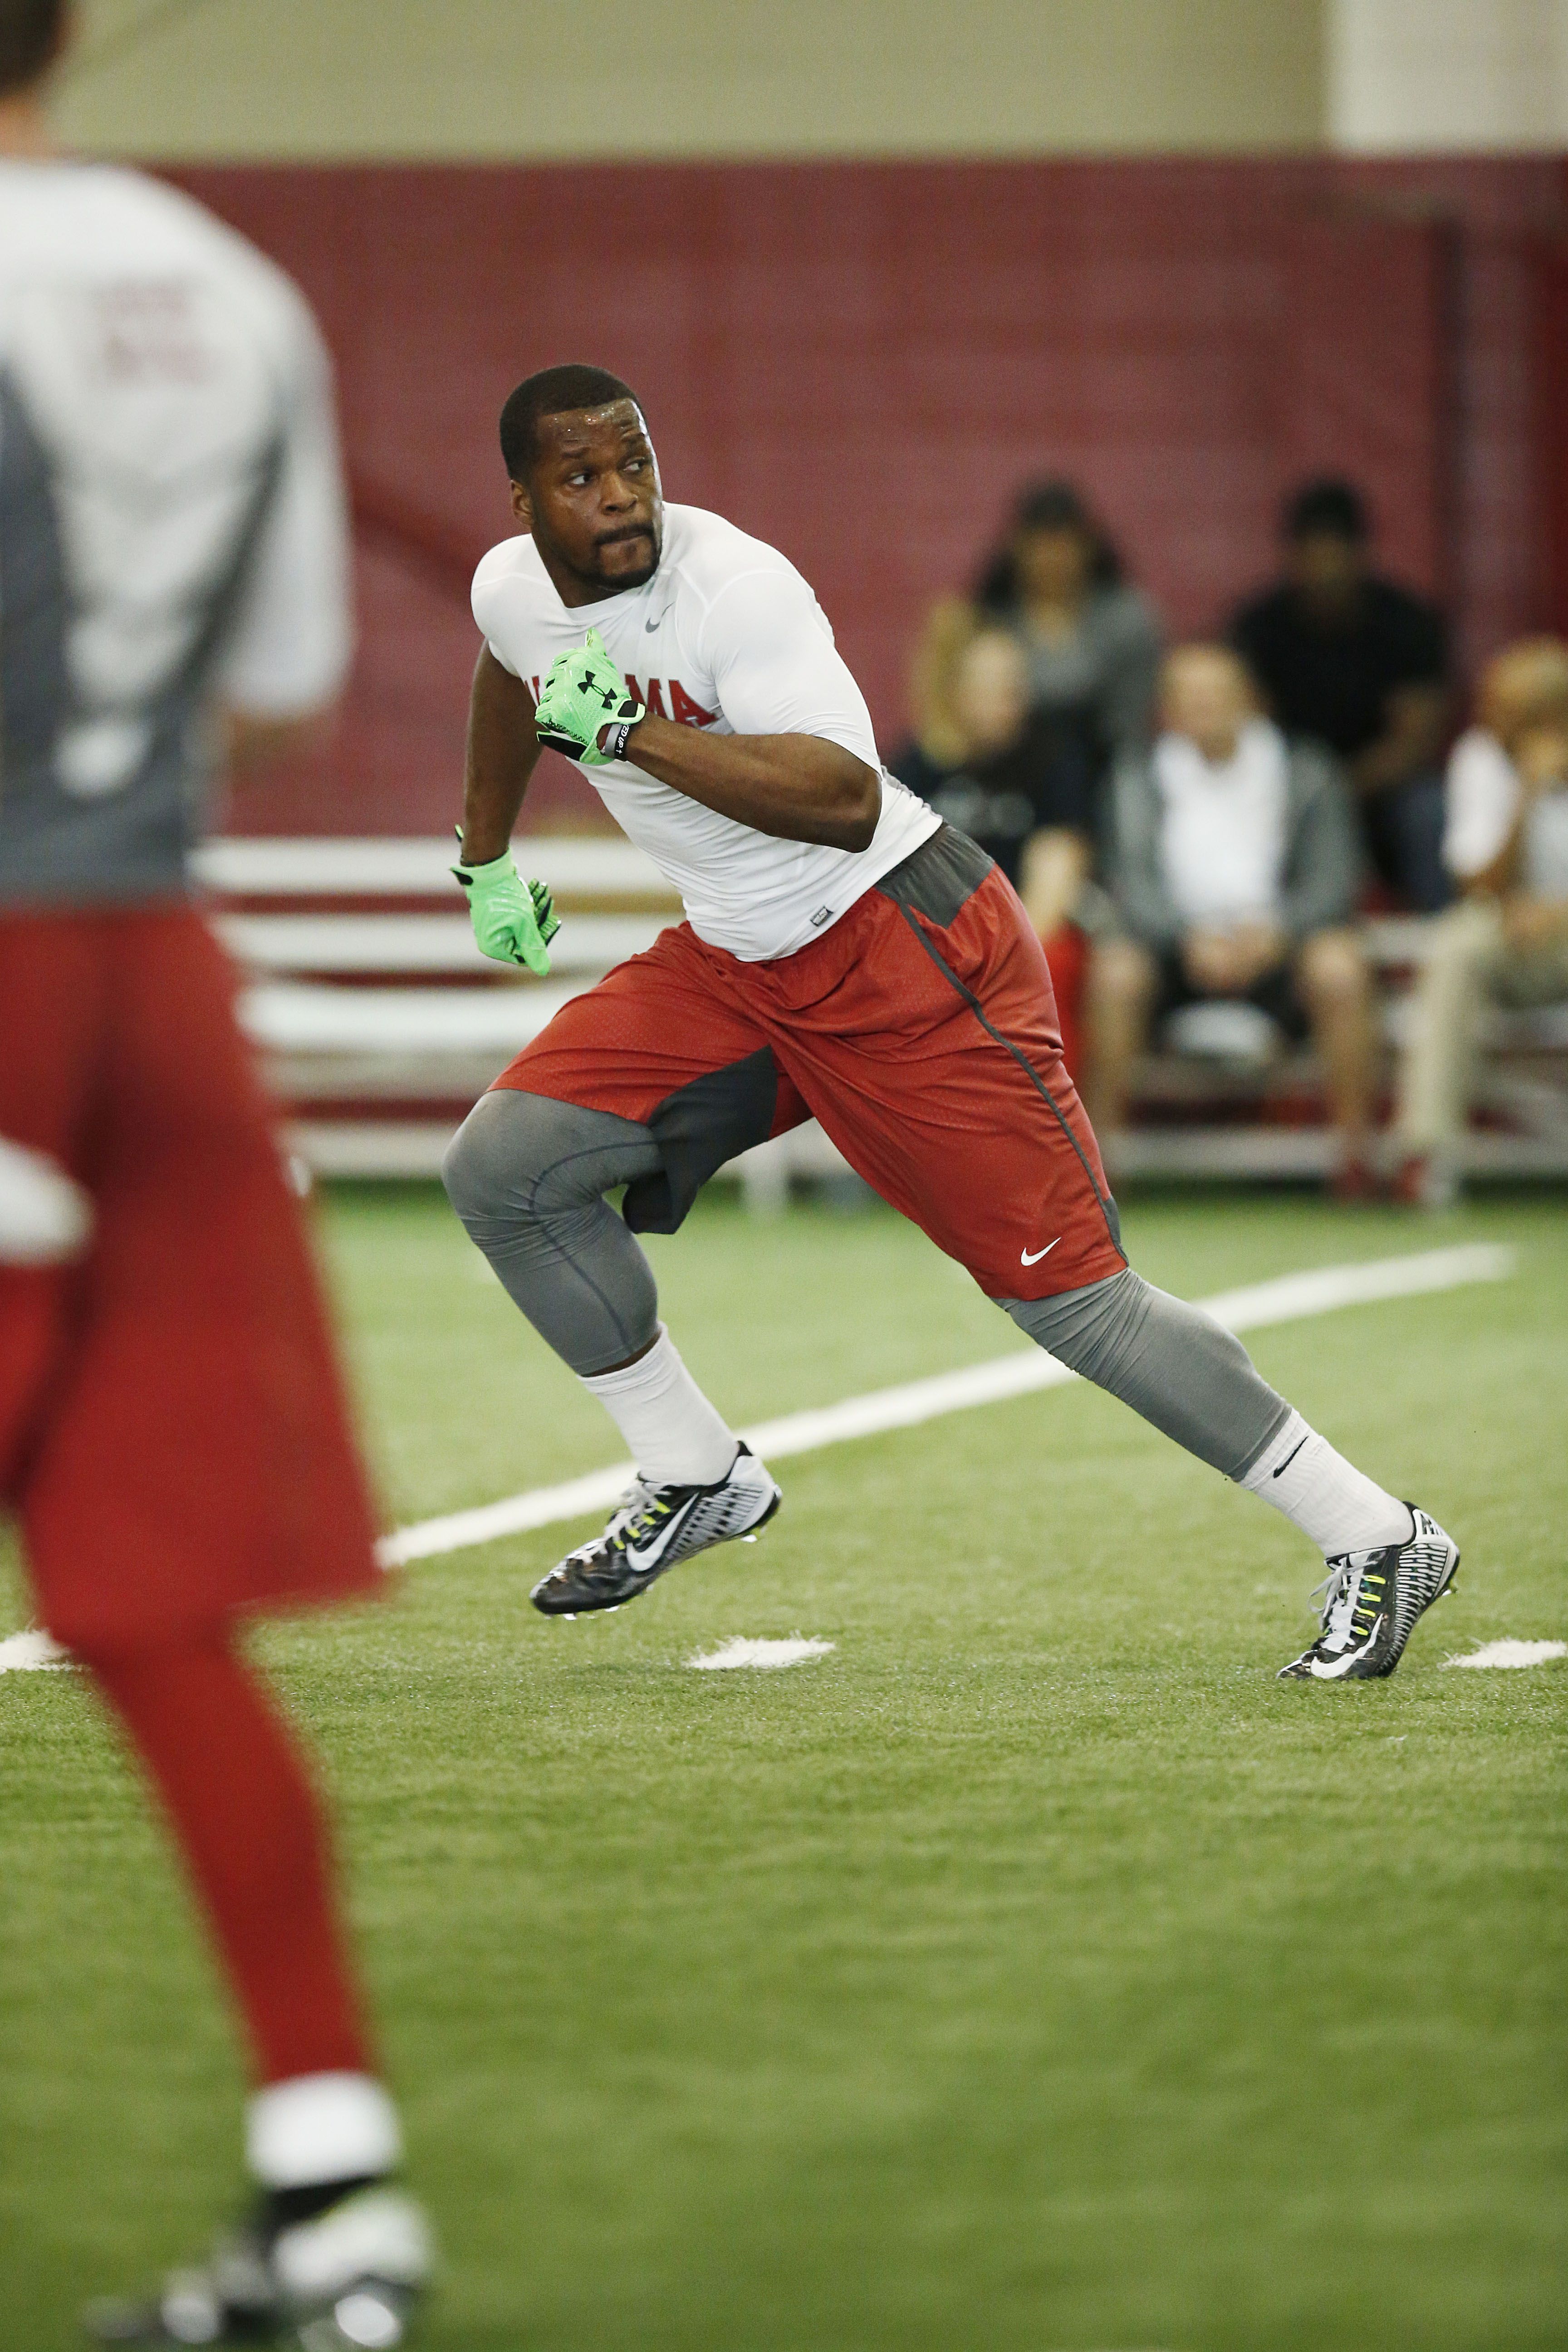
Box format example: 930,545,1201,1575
536,628,647,767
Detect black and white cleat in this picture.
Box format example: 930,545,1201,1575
1277,1504,1460,1682
83,2184,432,2347
531,1442,781,1617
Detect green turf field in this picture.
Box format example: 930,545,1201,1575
3,1184,1565,2351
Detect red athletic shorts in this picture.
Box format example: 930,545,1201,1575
0,905,380,1649
496,825,1126,1303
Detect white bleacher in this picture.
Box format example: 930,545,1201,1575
193,835,671,896
220,912,666,975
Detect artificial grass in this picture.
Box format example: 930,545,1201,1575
2,1187,1564,2349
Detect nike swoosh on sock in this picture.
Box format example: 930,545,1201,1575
1272,1435,1310,1479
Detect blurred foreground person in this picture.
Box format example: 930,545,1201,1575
1088,647,1376,1196
440,363,1459,1685
892,604,1095,1071
1231,479,1451,911
1392,638,1568,1206
0,7,429,2341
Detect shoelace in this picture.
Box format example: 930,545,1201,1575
1310,1555,1387,1650
1310,1561,1353,1636
554,1477,672,1578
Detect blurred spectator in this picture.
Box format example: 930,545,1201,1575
976,475,1162,778
1087,645,1376,1192
1230,478,1450,912
893,601,1098,908
891,600,1095,1070
1392,638,1568,1205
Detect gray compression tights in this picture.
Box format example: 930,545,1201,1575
444,1087,1292,1477
442,1088,664,1376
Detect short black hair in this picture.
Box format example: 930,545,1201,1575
1283,477,1369,544
0,0,64,96
499,365,641,480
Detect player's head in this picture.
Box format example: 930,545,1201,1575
1281,476,1369,608
500,364,662,598
1160,643,1258,765
0,0,69,97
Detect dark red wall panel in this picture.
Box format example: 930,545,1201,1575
168,156,1565,837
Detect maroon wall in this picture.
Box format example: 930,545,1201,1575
168,155,1568,837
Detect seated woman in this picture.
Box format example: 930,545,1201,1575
975,476,1162,901
1087,644,1376,1197
1392,637,1568,1205
891,600,1098,1071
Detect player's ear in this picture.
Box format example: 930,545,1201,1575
509,477,534,529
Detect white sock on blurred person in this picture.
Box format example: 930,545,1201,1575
579,1325,737,1486
247,2072,402,2191
1240,1410,1412,1556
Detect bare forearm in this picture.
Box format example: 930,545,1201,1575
461,645,542,863
624,715,881,851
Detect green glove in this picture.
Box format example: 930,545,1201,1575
452,839,560,975
534,627,645,767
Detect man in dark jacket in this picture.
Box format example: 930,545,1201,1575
1086,645,1376,1194
1230,477,1450,910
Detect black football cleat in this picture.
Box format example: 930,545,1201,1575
531,1442,781,1616
83,2182,432,2347
1277,1504,1460,1681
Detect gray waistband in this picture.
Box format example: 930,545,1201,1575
875,822,994,928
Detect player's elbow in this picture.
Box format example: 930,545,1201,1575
828,757,882,853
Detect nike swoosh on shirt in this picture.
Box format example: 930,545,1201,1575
1020,1239,1061,1266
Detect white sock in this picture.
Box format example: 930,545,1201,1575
1240,1409,1412,1557
246,2072,402,2189
580,1324,737,1486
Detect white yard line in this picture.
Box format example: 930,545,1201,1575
380,1243,1514,1568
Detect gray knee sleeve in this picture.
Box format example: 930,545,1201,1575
1004,1267,1291,1480
441,1089,664,1376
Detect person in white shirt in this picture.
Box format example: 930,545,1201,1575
441,369,1458,1687
0,5,428,2340
1392,637,1568,1205
1086,645,1374,1190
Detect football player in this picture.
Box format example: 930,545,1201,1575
0,5,429,2339
443,363,1458,1685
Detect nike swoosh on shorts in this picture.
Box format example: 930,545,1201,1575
1020,1239,1061,1266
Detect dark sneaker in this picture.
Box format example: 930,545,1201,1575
531,1443,781,1617
84,2184,431,2347
1277,1505,1460,1681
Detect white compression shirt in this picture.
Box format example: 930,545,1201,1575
471,502,937,961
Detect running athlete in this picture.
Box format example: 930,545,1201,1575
443,362,1459,1685
0,6,428,2341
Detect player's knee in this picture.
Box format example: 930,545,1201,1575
440,1096,519,1230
